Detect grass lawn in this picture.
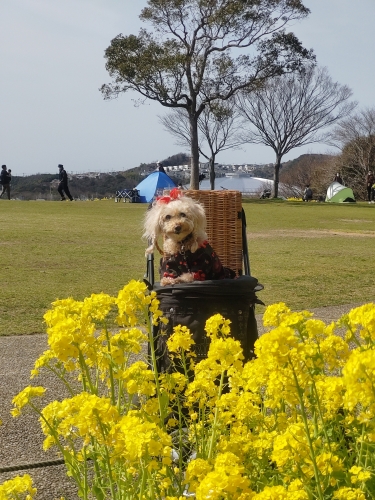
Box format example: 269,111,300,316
1,199,375,335
245,200,375,312
1,200,146,335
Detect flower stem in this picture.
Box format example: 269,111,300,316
291,362,324,500
208,370,225,460
104,325,116,406
145,308,166,424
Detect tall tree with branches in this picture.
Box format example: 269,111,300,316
159,101,243,189
101,0,313,189
237,65,356,197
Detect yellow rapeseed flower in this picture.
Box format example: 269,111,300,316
332,487,366,500
315,452,344,475
122,361,156,396
40,393,119,448
207,337,244,371
349,465,371,484
109,414,171,463
116,280,167,327
185,458,213,492
271,422,310,469
0,474,37,500
345,303,375,343
287,479,308,499
314,376,345,418
81,292,114,321
185,377,218,409
159,371,187,394
111,327,147,358
11,386,46,417
252,485,288,499
343,348,375,418
43,293,110,365
205,314,231,340
116,280,151,326
30,349,54,379
167,325,195,354
262,302,291,327
319,334,350,371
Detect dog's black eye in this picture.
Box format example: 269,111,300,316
165,215,171,221
180,212,186,218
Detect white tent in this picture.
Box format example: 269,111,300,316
325,182,355,203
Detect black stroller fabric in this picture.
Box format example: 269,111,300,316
152,276,263,373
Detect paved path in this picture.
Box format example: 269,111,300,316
0,303,359,499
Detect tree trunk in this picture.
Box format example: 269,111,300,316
273,155,282,198
209,156,216,190
189,114,200,190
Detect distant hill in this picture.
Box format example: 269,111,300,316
241,154,333,182
10,172,143,200
251,164,274,179
10,153,190,200
281,154,333,175
279,153,337,198
8,153,333,200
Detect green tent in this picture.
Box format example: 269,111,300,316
325,182,355,203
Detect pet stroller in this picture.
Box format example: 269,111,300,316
145,190,263,373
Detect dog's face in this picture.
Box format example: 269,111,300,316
143,193,208,255
159,199,195,243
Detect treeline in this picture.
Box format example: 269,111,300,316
10,172,143,200
11,174,57,200
9,153,189,200
279,154,335,199
139,152,190,169
251,164,274,180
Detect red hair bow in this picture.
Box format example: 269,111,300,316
156,188,182,204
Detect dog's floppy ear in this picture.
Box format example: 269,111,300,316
143,203,163,255
189,199,207,246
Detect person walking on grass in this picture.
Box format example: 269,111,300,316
0,165,11,200
57,164,73,201
303,184,313,202
366,170,375,203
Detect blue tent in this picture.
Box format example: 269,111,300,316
135,171,176,203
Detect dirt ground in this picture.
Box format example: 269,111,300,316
249,228,375,238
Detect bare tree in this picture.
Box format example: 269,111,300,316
330,108,375,199
101,0,313,189
237,65,356,197
159,101,243,189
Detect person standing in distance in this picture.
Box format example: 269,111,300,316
156,161,166,173
334,172,343,184
366,170,375,204
303,184,313,202
57,164,73,201
0,165,11,200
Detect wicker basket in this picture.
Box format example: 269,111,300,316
185,190,243,275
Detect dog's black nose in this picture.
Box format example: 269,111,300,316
174,225,181,233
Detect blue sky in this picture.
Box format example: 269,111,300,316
1,0,374,175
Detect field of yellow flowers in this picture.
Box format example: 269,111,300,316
4,280,375,499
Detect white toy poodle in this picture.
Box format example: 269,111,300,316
143,189,230,286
